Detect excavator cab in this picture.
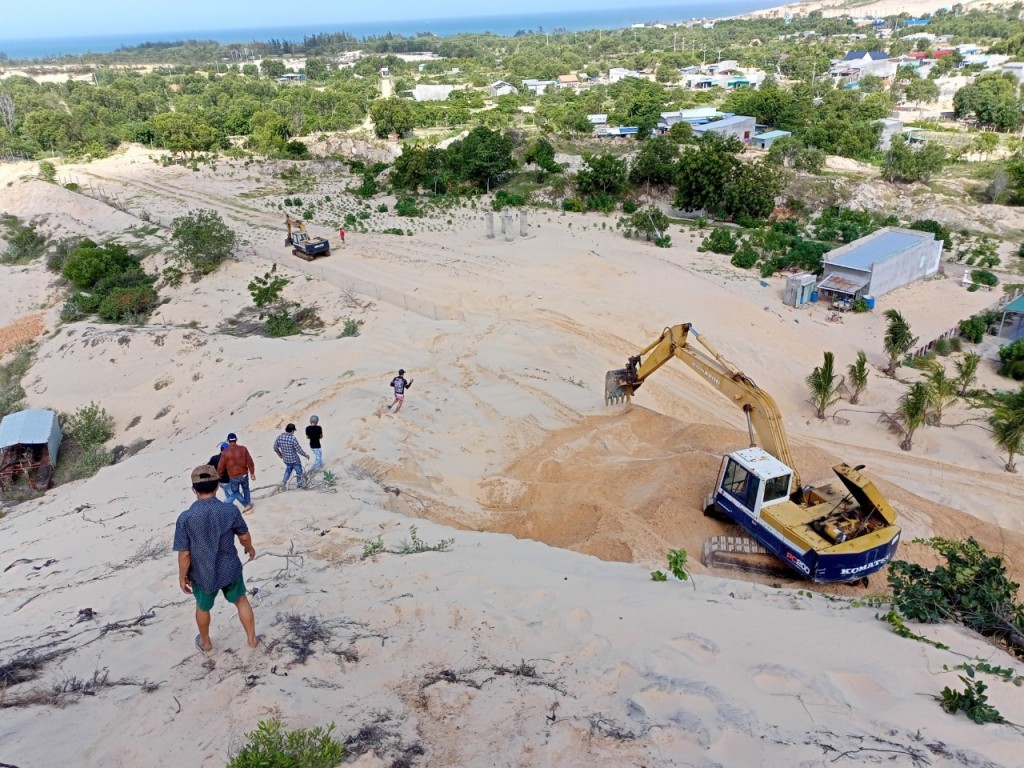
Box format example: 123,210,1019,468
712,448,794,521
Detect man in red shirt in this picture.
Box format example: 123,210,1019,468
217,432,256,513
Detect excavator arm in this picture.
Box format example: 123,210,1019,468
605,323,800,490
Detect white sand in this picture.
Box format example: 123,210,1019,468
1,147,1022,766
740,0,1019,21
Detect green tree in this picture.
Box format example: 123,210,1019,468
171,209,237,275
452,126,516,192
904,77,940,104
881,381,931,451
924,362,959,424
988,386,1024,472
955,352,981,396
907,219,952,249
674,134,742,215
722,160,785,221
628,135,679,193
151,111,219,158
260,59,287,80
575,153,628,198
969,131,1000,160
847,350,869,405
953,72,1023,132
304,57,333,81
998,338,1024,380
806,351,844,419
629,207,670,242
883,309,919,377
370,97,415,138
523,137,560,174
881,135,946,183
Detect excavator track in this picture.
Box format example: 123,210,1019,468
701,535,795,578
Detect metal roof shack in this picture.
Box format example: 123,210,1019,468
0,408,62,491
818,227,942,300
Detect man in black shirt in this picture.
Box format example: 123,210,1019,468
209,441,239,509
306,415,323,472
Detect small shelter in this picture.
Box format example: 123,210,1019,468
752,129,792,150
999,294,1024,340
784,273,817,308
0,408,62,491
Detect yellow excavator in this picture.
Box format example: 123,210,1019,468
605,323,901,583
285,215,331,261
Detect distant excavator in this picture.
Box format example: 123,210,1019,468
605,323,901,584
285,215,330,261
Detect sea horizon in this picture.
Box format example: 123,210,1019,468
0,2,786,61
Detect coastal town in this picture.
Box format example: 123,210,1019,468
2,1,1024,766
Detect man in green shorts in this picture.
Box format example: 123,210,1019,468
173,465,261,653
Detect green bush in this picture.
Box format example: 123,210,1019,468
282,140,309,159
622,200,638,214
45,237,82,273
934,337,951,356
62,241,140,288
561,197,586,213
730,245,760,269
853,298,870,313
376,203,388,213
971,269,999,287
97,285,160,322
227,719,343,768
395,197,421,217
907,219,953,249
949,336,963,353
701,228,737,255
341,318,362,337
998,337,1024,380
0,345,35,419
171,209,237,276
1,223,48,265
343,213,357,227
65,402,115,446
585,194,617,213
492,190,527,210
265,311,301,338
959,315,989,343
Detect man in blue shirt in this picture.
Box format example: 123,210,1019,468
173,465,260,653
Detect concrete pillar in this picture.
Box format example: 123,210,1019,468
503,208,514,242
485,211,495,239
519,209,528,237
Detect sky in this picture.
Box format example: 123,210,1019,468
4,0,688,39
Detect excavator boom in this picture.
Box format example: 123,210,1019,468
606,324,798,488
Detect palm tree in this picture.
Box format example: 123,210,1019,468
989,386,1024,473
954,352,981,396
806,351,844,419
879,382,930,451
847,350,869,405
924,362,959,424
883,309,919,377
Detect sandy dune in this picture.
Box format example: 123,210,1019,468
1,147,1022,766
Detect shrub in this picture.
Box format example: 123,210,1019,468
998,337,1024,380
395,198,421,217
585,194,617,213
376,203,388,213
701,228,737,255
65,402,115,445
622,200,638,214
959,314,991,343
62,241,139,290
227,718,343,768
949,336,963,353
561,197,586,213
341,318,362,337
934,337,951,356
45,236,81,274
492,190,527,210
730,245,760,269
971,269,999,287
907,219,953,249
97,285,160,322
1,222,48,265
265,311,301,338
171,209,237,276
282,140,309,159
343,213,357,227
0,345,35,419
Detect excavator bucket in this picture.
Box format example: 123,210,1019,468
604,369,633,406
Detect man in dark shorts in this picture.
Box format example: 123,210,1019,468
173,465,261,653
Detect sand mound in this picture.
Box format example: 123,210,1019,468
0,313,44,357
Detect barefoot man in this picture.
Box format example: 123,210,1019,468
174,465,261,653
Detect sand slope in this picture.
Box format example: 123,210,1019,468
1,148,1023,766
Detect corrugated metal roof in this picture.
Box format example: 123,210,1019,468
826,229,932,271
0,409,57,448
1004,295,1024,314
818,274,868,294
754,130,792,140
692,115,754,131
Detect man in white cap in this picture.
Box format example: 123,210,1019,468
305,415,323,473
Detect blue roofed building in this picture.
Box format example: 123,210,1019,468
691,115,756,143
752,129,792,150
817,227,943,303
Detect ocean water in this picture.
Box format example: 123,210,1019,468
0,2,778,60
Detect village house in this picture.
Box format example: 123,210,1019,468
691,115,756,143
521,78,557,95
488,80,518,97
816,227,943,305
403,84,456,101
831,51,896,81
608,67,643,83
557,73,582,90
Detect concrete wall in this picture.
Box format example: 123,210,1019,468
867,237,942,297
698,116,756,143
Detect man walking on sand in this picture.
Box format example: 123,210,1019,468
338,228,345,245
218,433,256,513
209,442,237,508
306,415,323,473
274,423,309,489
387,368,413,413
174,465,262,653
